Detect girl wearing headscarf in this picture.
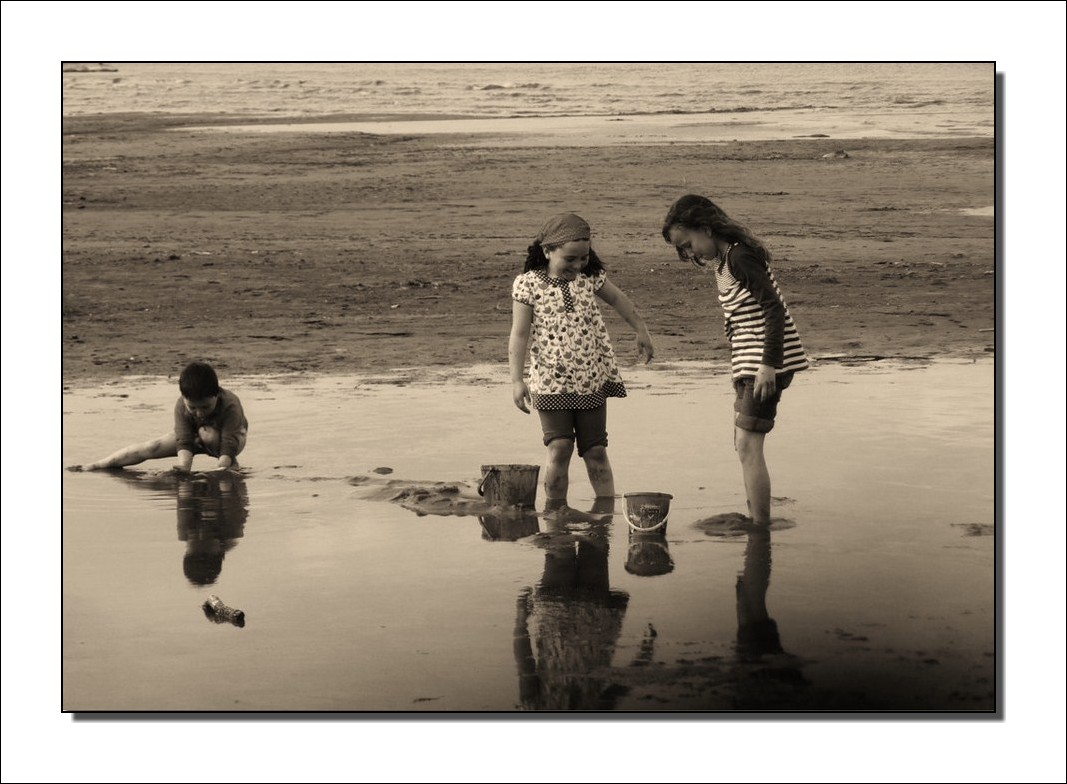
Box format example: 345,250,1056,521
509,213,654,506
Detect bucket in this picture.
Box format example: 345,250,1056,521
478,464,540,508
623,492,673,533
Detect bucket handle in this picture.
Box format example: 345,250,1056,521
477,467,499,497
624,508,669,533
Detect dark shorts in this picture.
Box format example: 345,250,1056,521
733,372,794,433
536,405,608,457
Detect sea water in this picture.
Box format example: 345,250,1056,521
61,359,995,712
62,62,993,139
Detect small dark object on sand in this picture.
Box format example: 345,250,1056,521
203,594,246,627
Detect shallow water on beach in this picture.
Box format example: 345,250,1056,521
180,105,991,147
62,359,995,712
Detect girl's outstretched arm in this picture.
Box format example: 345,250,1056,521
596,279,654,363
509,300,534,413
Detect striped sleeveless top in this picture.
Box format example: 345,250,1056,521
715,244,809,380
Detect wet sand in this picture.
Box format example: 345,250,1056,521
58,112,999,714
61,113,994,383
61,361,995,713
56,113,1004,724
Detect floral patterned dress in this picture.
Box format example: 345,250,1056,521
512,269,627,410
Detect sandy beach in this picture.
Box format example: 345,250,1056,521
61,113,994,383
58,110,1004,720
14,4,1061,773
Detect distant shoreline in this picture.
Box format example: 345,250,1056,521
62,62,118,73
63,108,994,147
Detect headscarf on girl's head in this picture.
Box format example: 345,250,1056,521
536,213,591,248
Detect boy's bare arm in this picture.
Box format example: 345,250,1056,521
175,449,194,472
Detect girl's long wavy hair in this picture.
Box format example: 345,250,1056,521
661,194,770,265
523,240,606,275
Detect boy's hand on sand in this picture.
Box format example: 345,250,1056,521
512,381,531,414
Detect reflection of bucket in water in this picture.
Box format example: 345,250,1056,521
478,464,540,508
479,508,540,541
623,492,673,533
626,531,674,577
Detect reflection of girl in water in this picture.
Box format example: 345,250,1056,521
513,498,630,710
732,526,810,709
735,526,781,659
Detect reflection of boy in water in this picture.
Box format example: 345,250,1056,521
176,472,248,585
104,469,248,586
513,497,631,711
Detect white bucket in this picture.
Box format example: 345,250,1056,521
623,492,673,533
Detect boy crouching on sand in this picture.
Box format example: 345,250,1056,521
70,361,248,473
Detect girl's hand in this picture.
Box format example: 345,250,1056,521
754,364,777,401
512,381,531,414
636,330,655,364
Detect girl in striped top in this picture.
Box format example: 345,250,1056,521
662,194,808,526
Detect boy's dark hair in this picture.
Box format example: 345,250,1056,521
184,551,224,585
179,361,220,399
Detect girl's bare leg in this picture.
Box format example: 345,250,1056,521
735,428,771,524
82,433,179,470
543,438,573,501
581,445,615,499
